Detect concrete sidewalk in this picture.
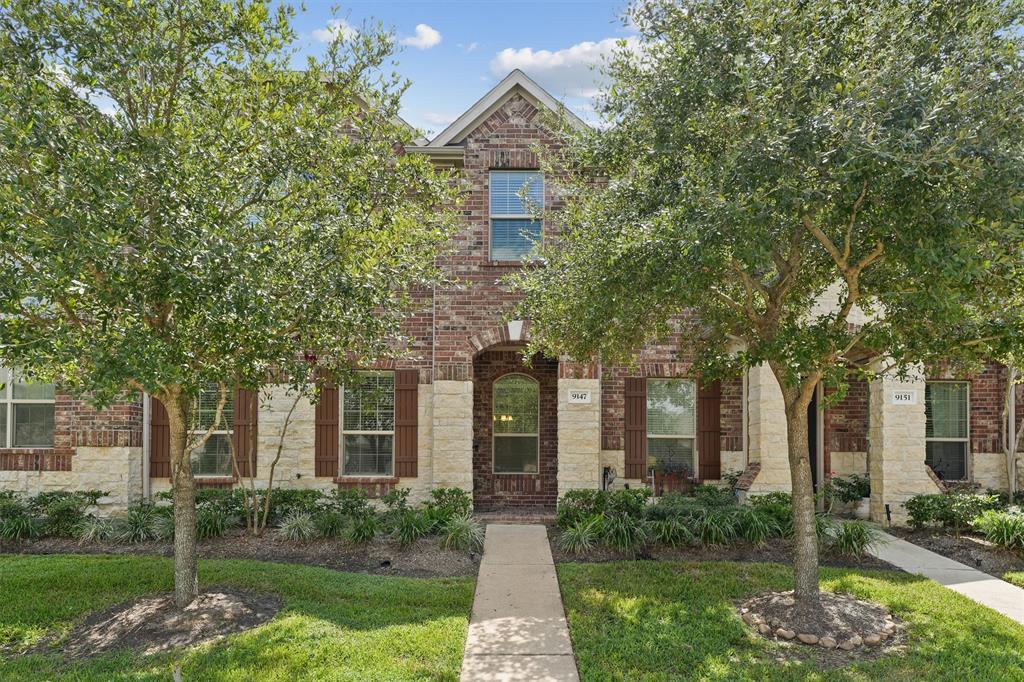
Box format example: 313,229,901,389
869,530,1024,625
460,524,580,682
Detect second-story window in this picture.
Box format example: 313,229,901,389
490,170,543,261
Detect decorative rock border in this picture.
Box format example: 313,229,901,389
738,592,902,652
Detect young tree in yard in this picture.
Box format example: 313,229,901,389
0,1,456,608
516,0,1024,617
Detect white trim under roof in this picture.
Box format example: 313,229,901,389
429,69,590,148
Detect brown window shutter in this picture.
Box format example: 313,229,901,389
233,388,258,477
624,377,647,479
394,369,419,478
149,397,171,478
314,385,339,478
698,379,722,481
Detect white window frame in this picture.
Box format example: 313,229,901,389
489,170,544,261
492,373,540,474
340,371,395,478
0,367,56,449
646,378,698,476
925,380,970,481
189,386,234,478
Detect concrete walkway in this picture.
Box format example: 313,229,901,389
869,530,1024,625
460,524,580,682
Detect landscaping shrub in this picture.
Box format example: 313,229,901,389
152,512,175,541
196,505,234,539
689,484,734,508
278,511,318,541
824,520,879,557
556,489,609,528
735,505,782,545
0,509,39,541
602,512,648,554
112,503,162,543
560,515,603,554
829,474,870,503
606,488,651,517
691,507,738,546
646,516,693,548
973,508,1024,551
439,514,484,552
328,488,370,518
424,488,473,529
265,489,325,524
645,492,705,522
347,512,377,544
314,510,347,538
74,516,114,543
32,491,107,537
905,492,1002,535
394,509,431,546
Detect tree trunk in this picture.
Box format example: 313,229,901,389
164,388,199,609
785,401,820,608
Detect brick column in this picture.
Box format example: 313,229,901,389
868,365,941,525
557,361,601,499
432,379,474,493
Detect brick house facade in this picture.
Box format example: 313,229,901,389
2,70,1021,522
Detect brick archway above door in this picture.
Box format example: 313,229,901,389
467,320,532,356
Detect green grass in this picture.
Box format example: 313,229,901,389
0,554,473,681
558,561,1024,681
1005,572,1024,589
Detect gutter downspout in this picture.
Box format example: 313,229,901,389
142,393,151,500
1010,384,1017,498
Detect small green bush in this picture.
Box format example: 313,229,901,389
152,512,175,541
905,493,1002,535
74,516,114,543
556,489,609,528
0,513,39,540
973,508,1024,551
425,488,473,529
347,512,377,544
647,516,693,547
736,505,782,545
692,507,738,546
560,515,603,554
439,514,485,552
606,488,651,518
196,506,233,539
689,484,734,508
112,503,162,543
394,510,431,546
314,510,347,538
602,513,648,554
829,474,870,504
825,520,879,557
278,511,318,541
328,488,370,518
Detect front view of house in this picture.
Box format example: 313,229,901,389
1,71,1020,524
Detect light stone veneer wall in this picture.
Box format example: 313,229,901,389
557,378,601,498
868,368,940,524
746,364,792,493
0,446,144,514
720,451,746,480
431,380,473,493
971,452,1009,491
830,451,868,477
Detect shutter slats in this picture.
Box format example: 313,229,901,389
624,377,647,479
697,380,722,481
394,369,419,478
149,397,171,478
314,385,339,478
233,388,257,478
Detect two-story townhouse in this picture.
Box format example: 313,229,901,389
2,70,1020,524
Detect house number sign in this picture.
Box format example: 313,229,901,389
568,390,592,404
891,390,918,405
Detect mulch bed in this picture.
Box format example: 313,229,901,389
33,590,281,660
548,527,897,570
0,531,480,579
888,527,1024,580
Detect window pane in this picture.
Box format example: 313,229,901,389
195,386,233,431
343,434,394,476
13,404,54,447
926,382,967,439
494,436,539,473
191,433,233,477
0,404,6,447
491,219,542,260
343,373,395,431
493,375,539,434
647,379,696,437
926,441,967,481
490,171,543,215
648,438,695,476
12,372,54,400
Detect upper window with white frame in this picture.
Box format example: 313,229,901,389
492,374,540,474
647,379,697,477
190,386,234,477
342,372,395,477
490,170,543,261
925,381,969,481
0,368,55,449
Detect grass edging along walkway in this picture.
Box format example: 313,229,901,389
0,554,474,681
557,561,1024,681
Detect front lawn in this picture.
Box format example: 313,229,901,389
558,561,1024,681
0,554,474,681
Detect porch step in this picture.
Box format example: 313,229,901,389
474,509,556,525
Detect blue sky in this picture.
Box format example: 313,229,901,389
288,1,635,138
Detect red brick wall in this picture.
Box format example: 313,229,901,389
967,361,1005,453
0,391,143,471
824,379,869,456
472,350,558,509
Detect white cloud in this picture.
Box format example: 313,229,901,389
490,36,640,98
458,41,478,53
422,112,457,127
313,19,357,43
400,24,442,50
